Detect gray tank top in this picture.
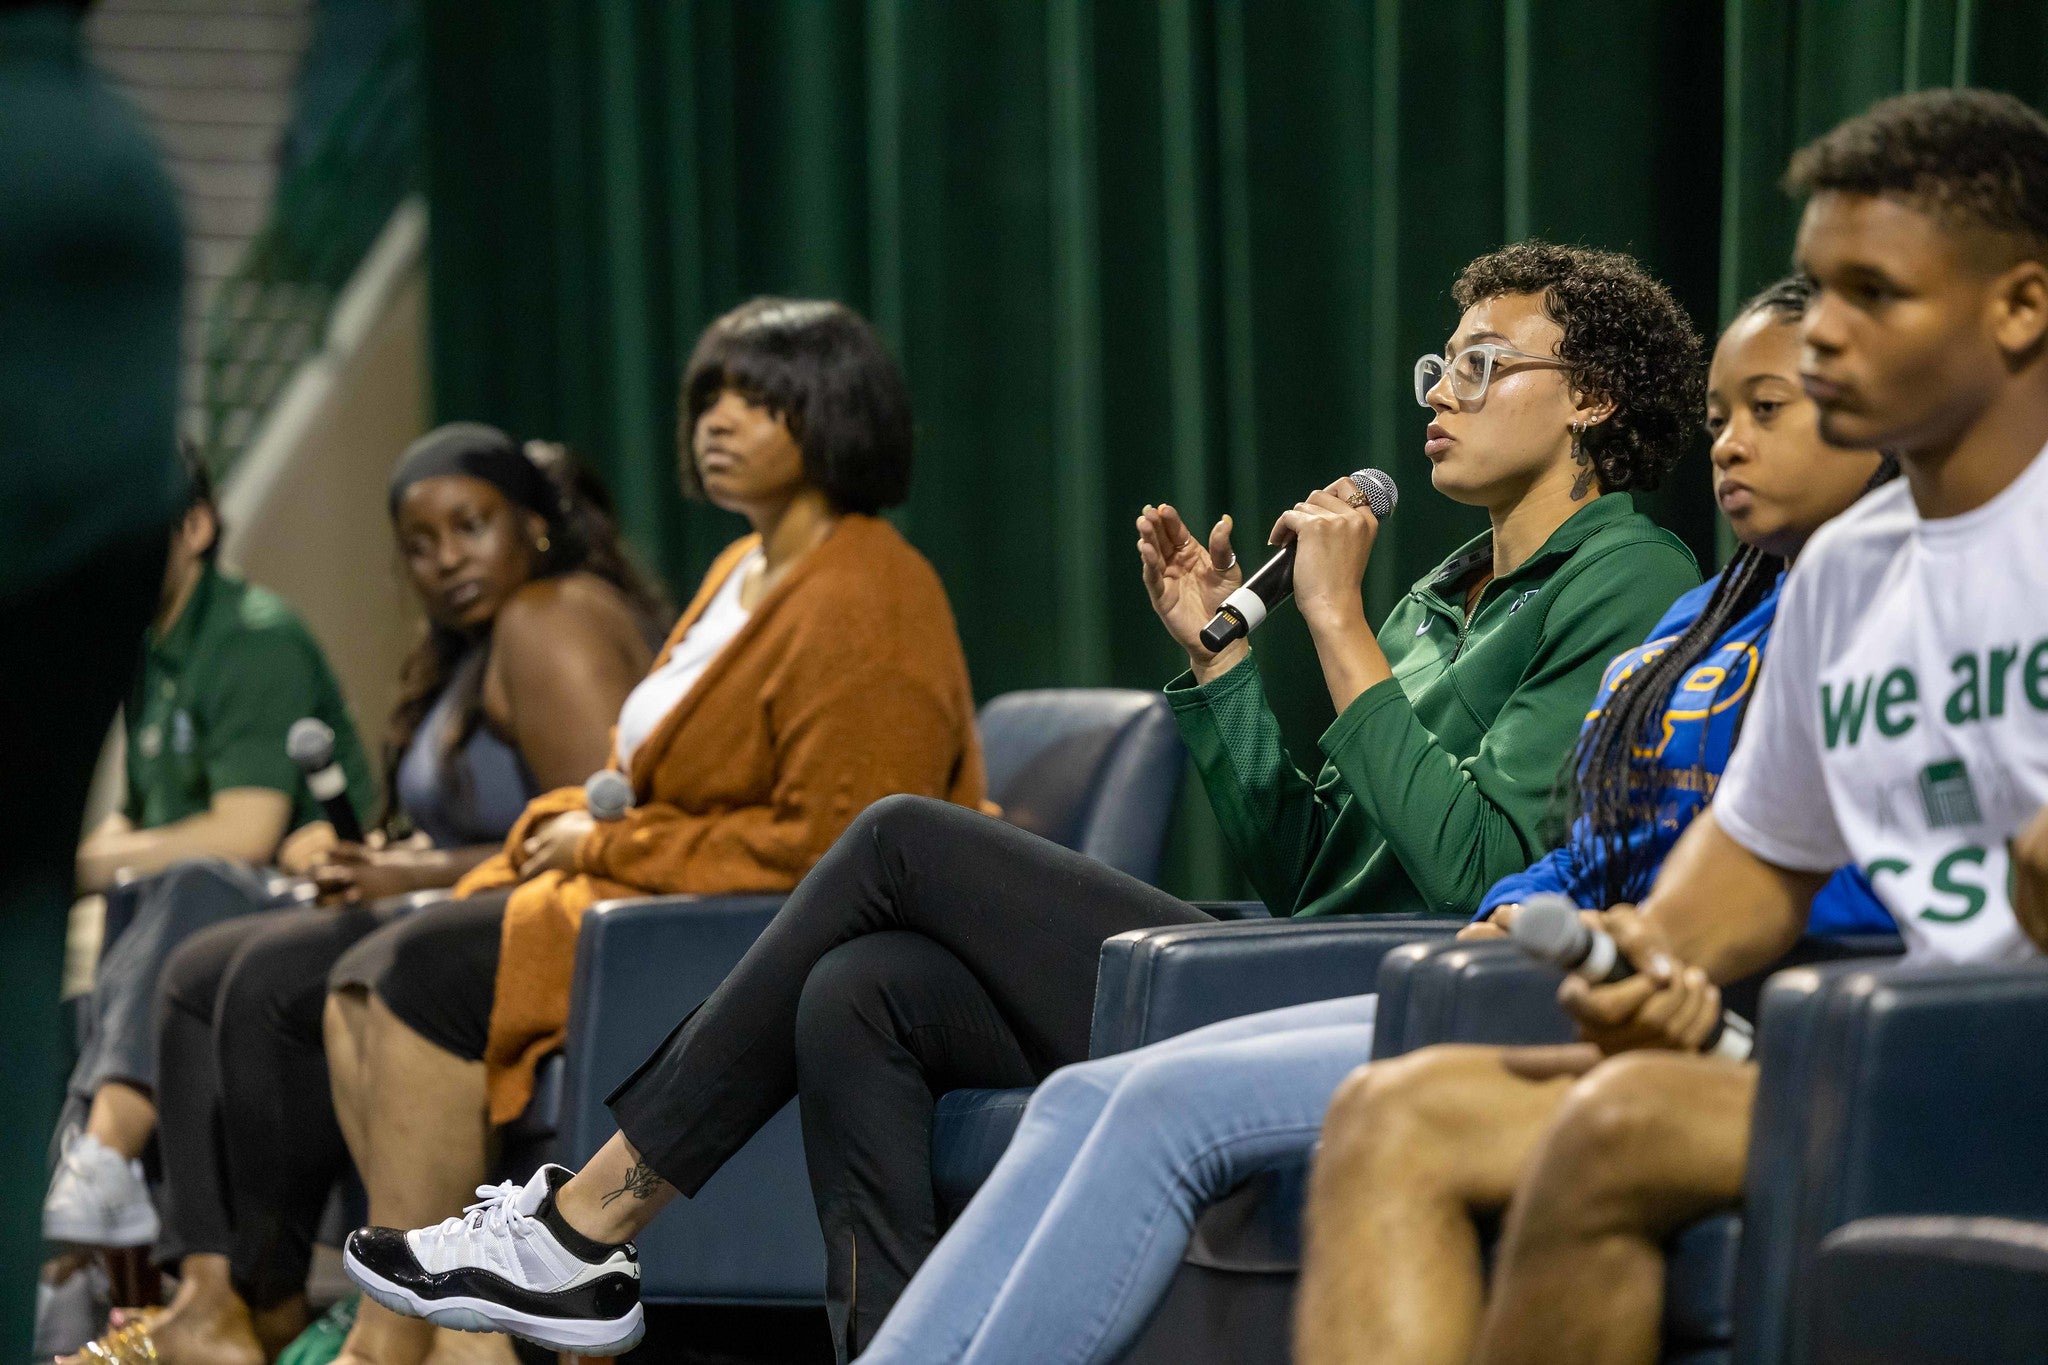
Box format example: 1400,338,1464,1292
393,666,537,848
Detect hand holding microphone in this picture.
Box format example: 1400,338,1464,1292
1138,469,1398,674
1200,469,1397,653
1509,895,1754,1061
517,771,635,878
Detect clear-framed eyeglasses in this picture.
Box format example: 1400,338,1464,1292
1413,345,1569,408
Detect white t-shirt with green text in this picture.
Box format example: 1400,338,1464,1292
1715,446,2048,965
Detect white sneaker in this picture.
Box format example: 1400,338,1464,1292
343,1165,643,1357
42,1130,159,1248
34,1257,112,1360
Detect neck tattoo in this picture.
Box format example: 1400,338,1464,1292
1569,443,1596,501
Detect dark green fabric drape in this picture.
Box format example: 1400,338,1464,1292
419,0,2043,897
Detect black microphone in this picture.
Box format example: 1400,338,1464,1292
584,769,634,822
1199,468,1398,654
1508,893,1754,1061
286,718,365,844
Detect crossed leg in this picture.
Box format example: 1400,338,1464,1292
1294,1043,1600,1365
1472,1052,1755,1365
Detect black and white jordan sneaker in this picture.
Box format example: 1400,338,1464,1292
342,1165,644,1356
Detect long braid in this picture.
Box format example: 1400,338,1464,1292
1558,273,1822,907
1566,545,1779,908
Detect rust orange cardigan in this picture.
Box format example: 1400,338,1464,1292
454,515,987,1122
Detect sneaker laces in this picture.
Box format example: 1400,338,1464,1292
430,1180,529,1247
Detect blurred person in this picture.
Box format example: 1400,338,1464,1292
0,0,183,1354
58,427,665,1365
326,299,987,1365
846,275,1892,1365
1295,88,2048,1365
342,243,1708,1362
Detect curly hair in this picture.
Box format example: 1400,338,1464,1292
1785,88,2048,260
1451,242,1705,494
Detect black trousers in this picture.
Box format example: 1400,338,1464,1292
0,529,163,1356
607,795,1213,1357
153,890,510,1305
154,904,385,1305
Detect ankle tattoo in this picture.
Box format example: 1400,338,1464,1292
599,1161,666,1208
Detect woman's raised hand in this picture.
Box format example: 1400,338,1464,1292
1137,503,1245,679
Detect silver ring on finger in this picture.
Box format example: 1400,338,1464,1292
1216,553,1236,572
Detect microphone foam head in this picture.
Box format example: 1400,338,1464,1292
1348,468,1398,520
1509,893,1589,967
584,769,633,821
287,718,335,772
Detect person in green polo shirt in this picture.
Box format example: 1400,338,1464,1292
75,454,374,890
39,456,371,1306
334,242,1706,1360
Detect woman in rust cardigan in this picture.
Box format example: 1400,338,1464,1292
323,299,986,1365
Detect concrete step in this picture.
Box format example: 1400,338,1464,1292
94,46,301,92
150,119,280,165
123,82,293,126
89,11,306,54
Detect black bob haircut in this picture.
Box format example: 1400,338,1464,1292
1785,88,2048,261
1452,242,1705,496
679,298,913,516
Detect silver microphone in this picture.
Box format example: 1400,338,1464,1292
584,769,634,822
1510,894,1753,1061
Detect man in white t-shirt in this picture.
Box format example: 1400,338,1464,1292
1294,88,2048,1365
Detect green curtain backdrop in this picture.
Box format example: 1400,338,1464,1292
418,0,2045,897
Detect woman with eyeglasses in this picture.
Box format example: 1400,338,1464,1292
340,242,1703,1364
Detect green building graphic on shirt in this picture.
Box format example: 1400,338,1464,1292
1919,759,1982,831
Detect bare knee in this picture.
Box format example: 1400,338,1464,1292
1527,1053,1739,1231
323,988,368,1062
1317,1048,1491,1183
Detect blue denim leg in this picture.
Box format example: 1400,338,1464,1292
68,858,271,1103
858,994,1376,1365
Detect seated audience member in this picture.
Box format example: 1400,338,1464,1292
844,274,1894,1365
343,242,1708,1362
46,449,372,1254
63,427,664,1365
1294,88,2048,1365
326,298,988,1365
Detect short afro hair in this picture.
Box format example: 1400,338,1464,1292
1785,88,2048,262
1452,241,1704,494
680,298,913,515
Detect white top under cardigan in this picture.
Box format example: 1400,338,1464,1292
611,548,761,770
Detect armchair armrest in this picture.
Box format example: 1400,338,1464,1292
1811,1215,2048,1363
1089,915,1465,1058
553,894,788,1165
1370,939,1577,1060
1369,932,1906,1063
1733,956,2048,1365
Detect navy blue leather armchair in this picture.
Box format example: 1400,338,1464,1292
1737,956,2048,1365
1109,931,1904,1365
526,687,1187,1304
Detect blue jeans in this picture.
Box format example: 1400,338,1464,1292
857,994,1377,1365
